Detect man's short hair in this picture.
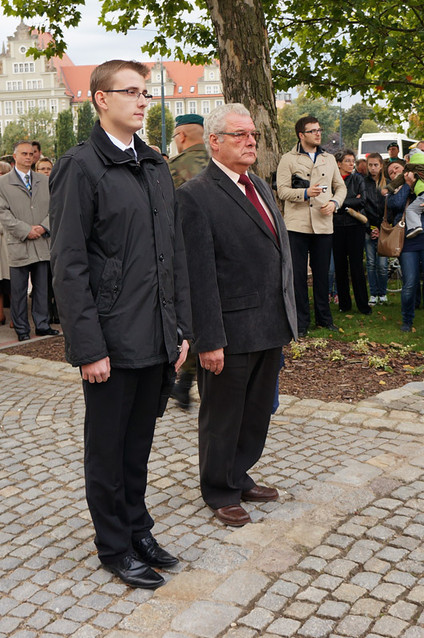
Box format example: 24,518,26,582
335,149,356,164
295,116,319,140
203,103,251,155
90,60,150,113
32,141,41,151
13,140,32,153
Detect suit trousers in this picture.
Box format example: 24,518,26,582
288,231,333,332
197,347,281,510
10,260,50,336
83,364,164,563
333,225,369,313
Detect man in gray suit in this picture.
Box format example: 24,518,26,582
0,140,58,341
177,104,297,527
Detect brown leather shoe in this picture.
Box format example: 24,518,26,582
212,504,251,527
241,485,278,502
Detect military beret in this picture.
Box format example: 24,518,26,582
175,114,204,127
387,142,399,150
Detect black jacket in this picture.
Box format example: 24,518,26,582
49,121,192,368
177,160,297,354
363,175,386,233
334,172,367,227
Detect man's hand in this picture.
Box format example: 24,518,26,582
199,348,224,375
27,225,44,239
371,227,380,240
306,184,323,198
81,356,111,383
320,201,336,216
175,340,189,372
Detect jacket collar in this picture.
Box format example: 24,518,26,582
89,120,165,167
8,167,42,196
206,160,280,248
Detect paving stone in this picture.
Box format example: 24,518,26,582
332,584,366,603
371,615,409,637
316,601,349,619
370,582,406,601
266,618,301,637
298,617,336,637
171,601,240,637
285,602,317,620
407,585,424,604
238,607,275,630
388,600,418,621
350,598,385,617
350,572,382,590
212,570,269,606
335,615,372,637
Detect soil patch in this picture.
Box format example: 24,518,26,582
4,335,424,403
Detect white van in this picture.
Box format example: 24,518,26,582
357,132,417,159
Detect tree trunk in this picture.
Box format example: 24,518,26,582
205,0,281,183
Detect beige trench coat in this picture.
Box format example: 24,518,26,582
276,146,347,235
0,169,51,267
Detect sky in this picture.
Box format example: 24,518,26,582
0,2,160,65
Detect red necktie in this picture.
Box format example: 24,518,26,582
238,174,278,241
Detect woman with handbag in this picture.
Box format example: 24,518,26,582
387,165,424,332
363,153,388,305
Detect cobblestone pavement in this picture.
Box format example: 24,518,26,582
0,352,423,638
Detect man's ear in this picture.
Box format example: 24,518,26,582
95,91,108,112
209,133,219,153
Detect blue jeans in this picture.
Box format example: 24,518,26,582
399,249,424,326
365,235,388,296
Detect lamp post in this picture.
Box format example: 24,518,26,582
338,96,343,148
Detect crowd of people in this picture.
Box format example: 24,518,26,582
0,61,422,592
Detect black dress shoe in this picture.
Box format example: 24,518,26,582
101,553,164,589
18,333,30,341
317,323,338,331
35,327,59,336
133,533,179,568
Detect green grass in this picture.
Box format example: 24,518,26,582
307,289,424,352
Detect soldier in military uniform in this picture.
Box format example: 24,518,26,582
168,114,209,189
169,114,209,409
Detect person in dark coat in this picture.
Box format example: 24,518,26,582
333,149,371,315
177,103,297,528
49,60,192,589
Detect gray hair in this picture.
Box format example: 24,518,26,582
204,103,251,155
0,161,12,175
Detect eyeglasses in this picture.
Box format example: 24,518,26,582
172,131,182,139
103,89,153,102
217,130,261,142
303,128,323,135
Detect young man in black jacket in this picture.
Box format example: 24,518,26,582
49,60,192,589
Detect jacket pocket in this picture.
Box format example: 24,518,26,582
95,257,123,314
6,238,28,263
221,292,259,312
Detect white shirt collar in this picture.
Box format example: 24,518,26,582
104,130,136,156
212,158,248,184
15,167,31,182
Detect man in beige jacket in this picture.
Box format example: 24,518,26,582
0,140,58,341
277,116,346,336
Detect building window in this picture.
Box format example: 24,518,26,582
27,100,36,111
38,99,47,110
215,100,223,108
202,101,210,115
156,73,161,82
6,81,23,91
188,101,196,114
4,102,13,115
213,85,220,94
13,62,35,73
16,100,24,115
50,99,58,114
26,79,43,90
206,85,212,94
152,87,160,96
164,101,170,110
209,71,215,80
176,101,183,115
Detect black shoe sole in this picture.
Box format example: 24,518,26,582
103,564,165,589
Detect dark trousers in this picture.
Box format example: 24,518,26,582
10,261,50,336
333,225,369,313
83,364,164,563
288,231,333,332
197,348,281,510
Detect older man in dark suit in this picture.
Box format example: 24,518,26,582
177,103,297,527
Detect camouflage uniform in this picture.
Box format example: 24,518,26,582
169,143,209,407
168,144,209,189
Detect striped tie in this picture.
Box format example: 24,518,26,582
24,174,31,192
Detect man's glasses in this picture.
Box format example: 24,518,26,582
303,128,323,135
217,130,261,142
103,89,153,102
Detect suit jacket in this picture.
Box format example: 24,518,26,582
0,169,50,267
177,160,297,354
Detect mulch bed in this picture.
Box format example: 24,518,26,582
4,335,424,403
